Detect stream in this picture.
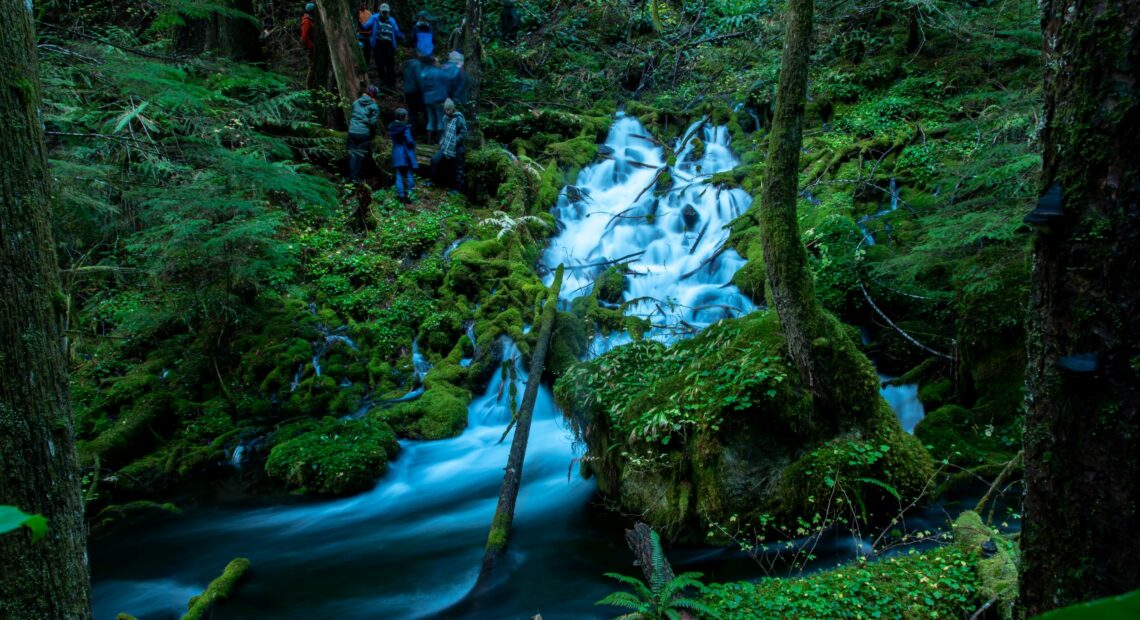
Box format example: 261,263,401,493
91,115,934,620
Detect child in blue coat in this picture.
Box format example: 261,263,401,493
388,108,418,203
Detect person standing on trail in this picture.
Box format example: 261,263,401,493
365,3,403,87
402,55,426,135
347,86,381,182
357,3,373,71
431,98,467,192
420,56,449,143
300,3,316,84
500,0,519,43
441,51,467,105
389,108,418,203
412,11,435,57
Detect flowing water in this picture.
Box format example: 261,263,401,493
92,115,936,619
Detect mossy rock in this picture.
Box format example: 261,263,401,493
91,501,182,538
546,310,589,378
593,266,628,304
80,391,174,468
914,404,1018,468
264,417,399,496
373,382,471,440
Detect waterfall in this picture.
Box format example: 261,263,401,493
543,114,755,339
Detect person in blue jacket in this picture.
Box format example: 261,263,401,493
388,108,418,203
419,56,449,143
364,3,402,87
441,51,467,104
412,11,434,57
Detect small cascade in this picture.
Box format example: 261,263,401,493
544,114,755,334
411,341,431,382
460,322,477,367
288,365,302,393
880,375,926,433
311,325,358,378
857,177,901,246
230,444,246,468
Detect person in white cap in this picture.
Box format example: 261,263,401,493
363,3,403,86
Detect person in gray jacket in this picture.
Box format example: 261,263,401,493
347,85,380,182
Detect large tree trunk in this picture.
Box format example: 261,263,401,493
1020,2,1140,615
480,264,563,578
758,0,880,429
461,0,484,147
315,0,367,115
0,2,93,618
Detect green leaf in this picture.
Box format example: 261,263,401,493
1034,589,1140,620
0,506,48,542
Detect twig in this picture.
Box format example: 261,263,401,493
975,450,1023,524
859,281,955,361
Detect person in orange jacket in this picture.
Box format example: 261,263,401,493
357,3,373,70
301,3,317,86
300,3,316,50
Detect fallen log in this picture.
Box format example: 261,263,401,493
181,558,251,620
480,265,564,578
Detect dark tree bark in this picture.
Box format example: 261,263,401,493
1021,2,1140,614
480,265,563,578
175,0,261,61
758,0,881,428
0,2,93,618
315,0,368,113
461,0,484,148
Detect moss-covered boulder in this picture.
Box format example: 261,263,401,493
556,310,934,541
264,418,399,496
373,381,472,440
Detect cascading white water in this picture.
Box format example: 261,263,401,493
544,114,755,343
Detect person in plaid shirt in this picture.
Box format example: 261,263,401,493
431,98,467,191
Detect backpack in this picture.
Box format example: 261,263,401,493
375,19,394,45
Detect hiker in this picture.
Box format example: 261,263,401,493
412,11,435,57
300,3,316,84
441,51,467,104
447,17,465,54
402,55,426,135
500,0,519,43
365,3,403,87
357,3,373,70
389,108,418,203
347,86,381,182
420,56,449,143
431,98,467,192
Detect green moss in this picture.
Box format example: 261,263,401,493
594,266,627,304
952,511,1018,619
91,500,182,537
182,558,251,620
914,404,1018,468
547,311,589,378
705,545,981,619
264,418,399,496
374,382,472,440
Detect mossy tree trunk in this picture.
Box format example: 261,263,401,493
480,265,563,578
461,0,485,148
1021,1,1140,614
315,0,367,115
0,2,92,617
758,0,880,429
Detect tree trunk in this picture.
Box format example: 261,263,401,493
480,264,563,577
315,0,367,114
0,3,93,618
759,0,880,429
1020,2,1140,615
461,0,484,148
206,0,262,62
